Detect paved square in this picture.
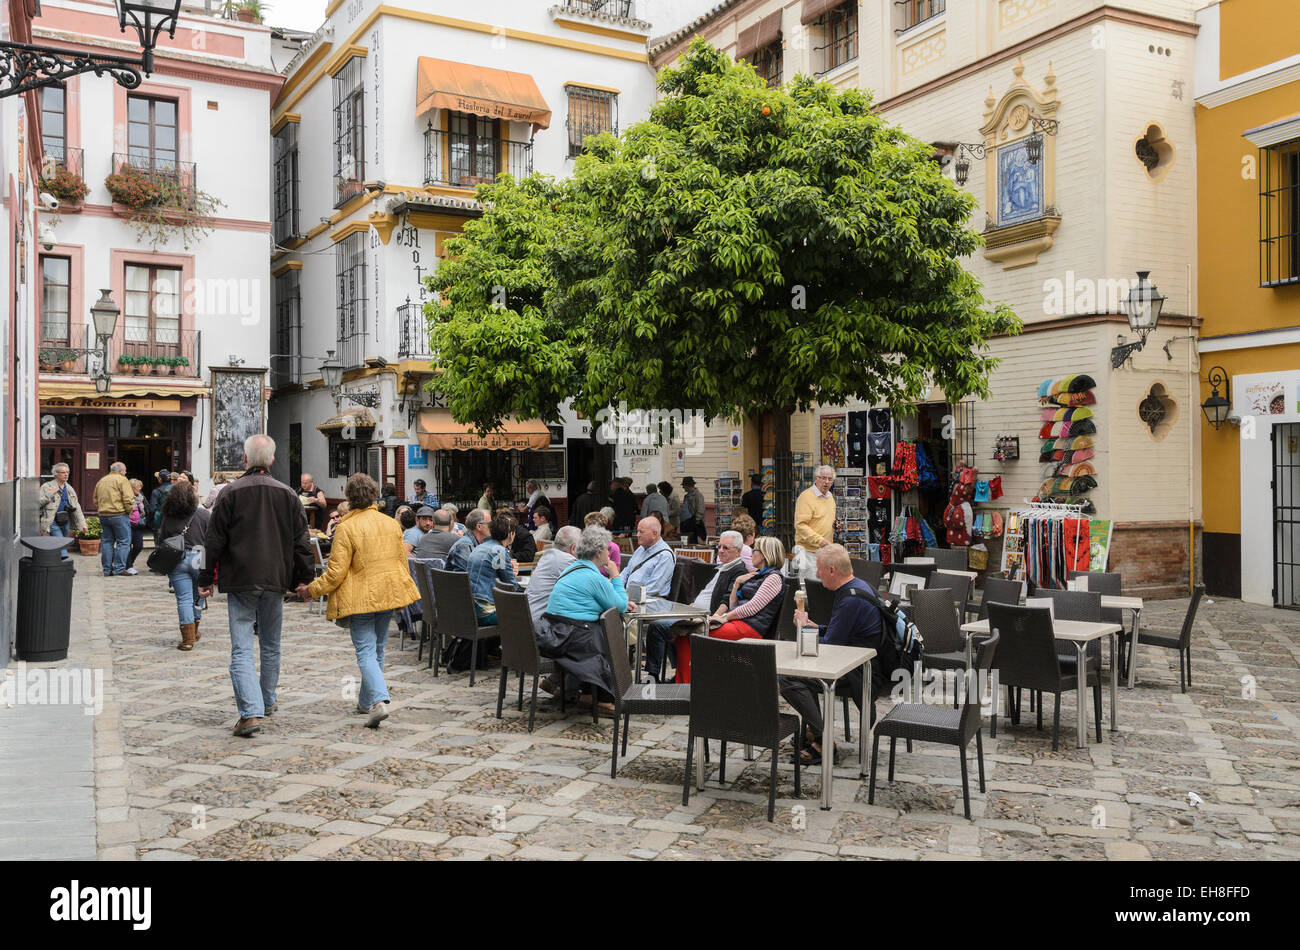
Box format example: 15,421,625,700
9,562,1299,861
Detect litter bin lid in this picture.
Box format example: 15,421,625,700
21,535,77,565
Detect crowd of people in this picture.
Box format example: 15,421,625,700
60,441,881,767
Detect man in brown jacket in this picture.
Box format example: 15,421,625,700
92,461,135,576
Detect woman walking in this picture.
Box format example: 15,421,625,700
126,478,148,574
157,479,211,651
300,473,418,728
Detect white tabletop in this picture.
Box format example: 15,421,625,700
961,617,1122,643
1101,595,1144,610
903,557,936,565
933,569,978,581
756,640,877,680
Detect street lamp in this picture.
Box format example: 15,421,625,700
0,0,181,98
321,350,344,390
1201,366,1232,429
1111,270,1166,368
1025,115,1058,165
953,143,986,187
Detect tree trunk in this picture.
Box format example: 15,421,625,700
773,406,794,550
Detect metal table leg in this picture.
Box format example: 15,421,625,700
1108,631,1118,733
1126,609,1141,688
821,677,836,810
1075,642,1088,749
858,662,869,779
632,615,644,685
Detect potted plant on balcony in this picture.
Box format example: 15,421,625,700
75,517,101,556
166,356,190,375
105,160,224,251
117,354,139,374
38,163,89,209
235,0,266,22
39,347,78,372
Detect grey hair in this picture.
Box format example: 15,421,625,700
576,524,612,560
464,508,489,532
440,502,458,514
599,506,615,524
432,510,452,527
110,461,127,474
52,462,69,474
719,530,743,549
244,434,276,468
816,464,836,479
553,525,581,552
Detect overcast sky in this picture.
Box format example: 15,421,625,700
261,0,722,37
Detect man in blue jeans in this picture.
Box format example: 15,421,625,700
198,434,314,738
92,461,135,576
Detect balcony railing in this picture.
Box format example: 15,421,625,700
109,153,199,209
423,127,533,189
38,320,92,374
38,145,87,203
111,327,201,378
559,0,635,16
396,297,434,360
338,333,367,371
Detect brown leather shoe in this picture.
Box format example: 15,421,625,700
177,623,197,651
233,717,261,738
193,618,201,642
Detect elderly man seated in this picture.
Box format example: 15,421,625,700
649,530,749,683
778,544,883,767
413,508,459,561
446,508,490,572
621,516,678,679
527,525,581,627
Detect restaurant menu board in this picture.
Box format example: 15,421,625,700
211,370,265,474
1088,519,1113,571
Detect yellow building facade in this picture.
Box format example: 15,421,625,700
1194,0,1300,605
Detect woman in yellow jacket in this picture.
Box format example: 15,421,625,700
299,473,418,728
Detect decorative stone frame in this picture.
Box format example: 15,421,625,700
1133,120,1176,183
980,58,1060,269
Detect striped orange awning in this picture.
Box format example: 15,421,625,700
415,57,551,132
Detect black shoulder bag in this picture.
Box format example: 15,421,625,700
148,512,196,575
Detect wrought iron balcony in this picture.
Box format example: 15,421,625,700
110,326,201,378
423,127,533,189
38,320,93,374
109,153,199,209
37,145,87,203
558,0,635,16
337,333,367,371
396,297,434,360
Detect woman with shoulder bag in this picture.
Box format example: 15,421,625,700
155,479,211,651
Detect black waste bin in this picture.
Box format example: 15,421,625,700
15,536,77,662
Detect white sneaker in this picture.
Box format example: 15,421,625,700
123,568,139,576
365,701,390,728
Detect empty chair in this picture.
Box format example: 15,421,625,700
986,603,1101,750
601,607,691,777
1068,570,1128,672
911,587,967,676
1134,585,1204,692
428,569,499,686
850,557,884,592
493,588,562,732
933,569,976,620
774,578,799,641
408,557,444,664
925,547,970,573
976,576,1022,621
870,632,999,819
682,636,802,821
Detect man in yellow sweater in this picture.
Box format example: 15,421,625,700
92,461,136,577
793,466,837,577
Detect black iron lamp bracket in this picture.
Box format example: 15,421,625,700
0,41,144,97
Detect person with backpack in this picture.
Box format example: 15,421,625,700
148,469,174,533
779,544,884,767
155,478,211,651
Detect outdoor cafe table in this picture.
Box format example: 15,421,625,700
960,617,1122,749
1102,595,1145,688
622,600,709,685
692,640,876,811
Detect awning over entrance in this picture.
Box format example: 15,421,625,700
415,57,552,132
417,409,550,451
39,382,210,400
317,407,378,433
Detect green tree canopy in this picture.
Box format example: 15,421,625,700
429,38,1020,497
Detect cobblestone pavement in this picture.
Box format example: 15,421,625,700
65,564,1300,861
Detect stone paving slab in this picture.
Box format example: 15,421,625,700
7,565,1300,860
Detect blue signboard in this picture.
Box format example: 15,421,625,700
407,444,429,469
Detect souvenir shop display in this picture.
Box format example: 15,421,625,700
714,473,741,535
889,504,932,558
832,467,868,556
760,453,814,536
1035,374,1099,512
887,440,919,491
993,436,1019,461
847,411,867,469
941,462,978,547
999,501,1091,588
820,415,847,468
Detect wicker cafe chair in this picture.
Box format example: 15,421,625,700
775,578,799,641
925,547,970,573
428,569,498,687
412,560,443,670
406,556,442,658
675,558,716,608
1067,570,1128,672
976,576,1023,621
682,635,801,822
870,632,999,820
850,556,884,593
912,587,967,676
492,588,562,732
601,607,691,778
1135,585,1205,693
986,603,1101,750
933,569,976,620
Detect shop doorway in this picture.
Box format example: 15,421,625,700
566,437,613,508
116,439,174,487
1272,422,1300,609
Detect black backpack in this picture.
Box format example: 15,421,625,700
837,585,924,684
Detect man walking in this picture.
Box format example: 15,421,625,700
198,435,314,738
792,465,837,578
39,462,86,557
679,476,707,543
741,473,765,525
640,482,669,522
92,462,135,577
